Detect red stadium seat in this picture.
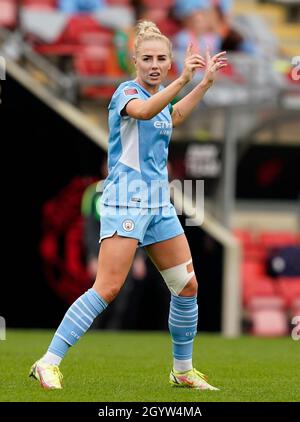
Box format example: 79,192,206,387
238,230,299,336
157,17,180,37
79,31,113,47
34,15,113,57
243,276,276,306
74,45,124,99
247,296,288,337
276,277,300,308
34,43,82,56
22,0,57,10
59,15,113,45
0,0,17,28
242,261,266,281
244,243,266,261
258,232,297,248
234,229,264,260
75,45,109,76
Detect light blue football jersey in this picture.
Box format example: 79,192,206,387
101,80,173,208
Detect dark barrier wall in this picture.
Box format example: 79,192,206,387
169,141,300,200
2,75,105,328
1,75,223,331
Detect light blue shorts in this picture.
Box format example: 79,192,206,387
100,203,184,247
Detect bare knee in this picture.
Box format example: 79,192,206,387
93,276,123,304
179,276,198,297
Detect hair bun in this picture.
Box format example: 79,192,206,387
134,19,172,58
136,21,161,37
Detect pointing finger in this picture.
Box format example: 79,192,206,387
214,51,227,60
205,45,211,62
186,42,193,57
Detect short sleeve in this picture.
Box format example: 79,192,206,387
115,85,141,116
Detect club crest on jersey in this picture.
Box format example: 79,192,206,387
122,219,135,232
124,88,138,96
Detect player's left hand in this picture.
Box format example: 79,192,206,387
202,47,228,85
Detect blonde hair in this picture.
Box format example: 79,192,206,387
134,21,173,58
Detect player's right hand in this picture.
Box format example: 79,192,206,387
180,43,206,83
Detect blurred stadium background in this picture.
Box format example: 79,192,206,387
0,0,300,402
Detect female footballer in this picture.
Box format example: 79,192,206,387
30,21,227,390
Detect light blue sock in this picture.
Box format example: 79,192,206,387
168,295,198,362
47,288,107,359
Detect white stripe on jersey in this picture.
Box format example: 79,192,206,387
119,118,140,173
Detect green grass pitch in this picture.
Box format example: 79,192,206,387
0,330,299,402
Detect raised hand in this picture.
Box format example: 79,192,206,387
202,47,228,85
180,42,206,84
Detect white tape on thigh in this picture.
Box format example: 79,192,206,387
160,259,195,296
